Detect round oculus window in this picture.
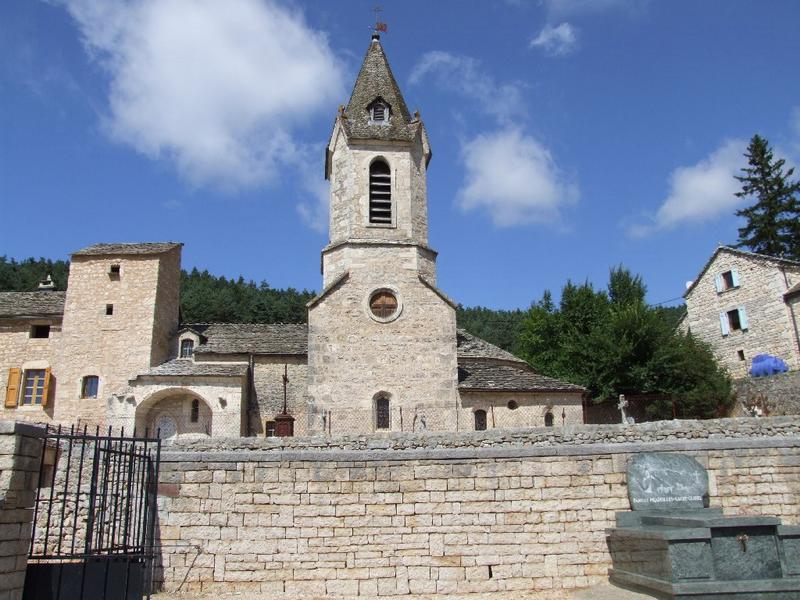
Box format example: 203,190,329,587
370,290,398,320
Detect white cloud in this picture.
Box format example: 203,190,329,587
628,139,746,237
530,22,579,56
409,51,524,124
457,128,578,227
542,0,648,18
59,0,345,189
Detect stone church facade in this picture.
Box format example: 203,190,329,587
0,35,585,438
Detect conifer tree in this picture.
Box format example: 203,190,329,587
734,134,800,259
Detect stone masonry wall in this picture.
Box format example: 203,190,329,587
308,262,458,435
327,128,429,248
54,252,177,428
251,357,309,437
0,422,43,600
459,392,584,430
155,417,800,596
685,251,800,377
734,370,800,416
0,319,62,426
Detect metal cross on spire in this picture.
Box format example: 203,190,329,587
373,5,388,35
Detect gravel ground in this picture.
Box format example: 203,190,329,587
152,583,651,600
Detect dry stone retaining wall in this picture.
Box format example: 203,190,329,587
0,422,43,600
734,370,800,416
155,417,800,596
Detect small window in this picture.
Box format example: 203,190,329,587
22,369,47,405
474,409,487,431
180,339,194,358
190,399,199,423
105,304,114,316
109,264,121,277
507,400,518,410
265,421,277,437
375,396,390,430
369,159,392,224
715,269,739,292
81,376,99,399
30,325,50,339
544,412,554,427
370,101,388,122
737,350,746,361
370,290,398,320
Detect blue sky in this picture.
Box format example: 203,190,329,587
2,0,799,310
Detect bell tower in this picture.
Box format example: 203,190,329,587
307,33,458,435
322,32,434,287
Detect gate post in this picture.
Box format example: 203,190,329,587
0,421,44,600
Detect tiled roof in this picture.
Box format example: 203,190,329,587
140,359,247,378
189,323,308,355
458,360,585,393
456,329,524,363
684,245,800,297
72,242,182,257
341,37,419,143
0,291,66,318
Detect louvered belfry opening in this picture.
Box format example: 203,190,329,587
369,159,392,224
372,102,386,121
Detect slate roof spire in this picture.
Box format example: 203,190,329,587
341,34,416,142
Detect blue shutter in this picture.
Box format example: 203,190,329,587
714,274,723,293
719,312,730,336
738,307,748,330
731,269,740,288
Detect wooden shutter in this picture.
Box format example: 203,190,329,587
5,368,21,408
738,307,749,331
719,312,730,336
41,368,52,407
731,268,740,287
714,275,723,293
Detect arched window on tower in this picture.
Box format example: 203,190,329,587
375,394,391,430
369,159,392,224
474,409,487,431
544,412,554,427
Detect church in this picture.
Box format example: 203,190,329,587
0,34,585,438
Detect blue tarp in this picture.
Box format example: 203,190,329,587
750,354,789,377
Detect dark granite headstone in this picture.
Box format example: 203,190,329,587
608,452,800,599
627,453,709,511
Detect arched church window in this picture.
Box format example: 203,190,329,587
190,398,200,423
369,159,392,224
375,395,390,430
544,412,554,427
180,339,194,358
474,409,487,431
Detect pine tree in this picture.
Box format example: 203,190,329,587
734,134,800,259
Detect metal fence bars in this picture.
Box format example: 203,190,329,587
24,425,161,600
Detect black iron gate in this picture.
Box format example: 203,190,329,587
24,425,161,600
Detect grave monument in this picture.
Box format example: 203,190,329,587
607,452,800,599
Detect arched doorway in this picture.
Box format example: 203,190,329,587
135,389,213,439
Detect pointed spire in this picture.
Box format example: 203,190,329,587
341,36,415,142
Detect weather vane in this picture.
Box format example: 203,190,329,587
373,5,388,34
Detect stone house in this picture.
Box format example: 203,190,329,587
683,245,800,377
0,34,585,438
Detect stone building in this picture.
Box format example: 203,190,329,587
683,245,800,377
1,35,585,438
